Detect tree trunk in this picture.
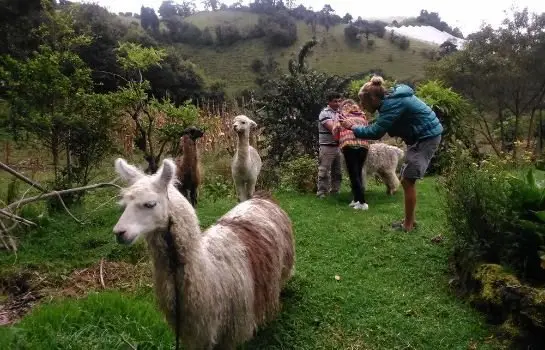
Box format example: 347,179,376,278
527,108,537,151
499,109,505,152
539,109,543,156
514,113,520,162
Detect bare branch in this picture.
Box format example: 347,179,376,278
54,192,83,224
4,180,122,212
92,69,129,84
0,162,48,193
0,209,36,226
120,333,137,350
99,258,106,289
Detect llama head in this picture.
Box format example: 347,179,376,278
232,115,257,135
181,126,204,141
113,157,176,245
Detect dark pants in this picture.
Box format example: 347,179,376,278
342,146,369,204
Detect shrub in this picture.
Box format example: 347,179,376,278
202,175,233,202
215,24,242,46
415,80,482,174
398,36,410,50
201,27,214,46
250,58,264,73
278,155,318,193
443,153,545,285
343,24,360,43
258,13,298,48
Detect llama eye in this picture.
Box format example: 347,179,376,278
143,201,157,209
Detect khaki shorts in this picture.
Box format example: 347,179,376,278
400,135,441,180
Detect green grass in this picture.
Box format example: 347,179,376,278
118,10,437,95
0,177,499,349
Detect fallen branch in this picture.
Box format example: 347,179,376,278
99,258,106,289
0,161,48,193
4,179,122,212
119,333,137,350
0,209,36,226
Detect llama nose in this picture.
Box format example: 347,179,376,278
113,229,126,242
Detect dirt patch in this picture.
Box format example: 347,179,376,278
0,272,43,326
53,260,153,298
0,260,153,326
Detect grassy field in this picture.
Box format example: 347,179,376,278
0,154,500,349
120,10,437,95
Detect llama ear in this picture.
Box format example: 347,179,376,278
154,158,176,191
250,120,257,129
115,158,143,185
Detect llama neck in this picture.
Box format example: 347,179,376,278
182,142,197,164
236,132,250,160
146,189,202,271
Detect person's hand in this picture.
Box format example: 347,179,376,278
341,119,355,129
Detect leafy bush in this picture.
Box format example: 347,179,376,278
201,175,233,202
279,155,318,193
258,13,297,48
415,80,482,174
250,58,264,73
343,24,360,43
443,153,545,285
215,24,242,46
257,40,349,164
201,27,214,46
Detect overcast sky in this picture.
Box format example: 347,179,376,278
74,0,545,36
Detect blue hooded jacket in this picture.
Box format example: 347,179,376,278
352,84,443,145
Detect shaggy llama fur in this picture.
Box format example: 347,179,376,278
363,143,405,195
175,126,204,207
112,158,295,350
231,115,262,202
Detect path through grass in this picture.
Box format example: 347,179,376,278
0,178,497,349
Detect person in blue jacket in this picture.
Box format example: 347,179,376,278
340,76,443,232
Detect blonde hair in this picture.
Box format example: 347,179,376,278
358,75,387,102
341,99,363,114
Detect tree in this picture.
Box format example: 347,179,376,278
319,4,335,31
114,42,199,173
438,40,458,57
140,6,160,32
342,13,352,24
427,8,545,157
202,0,218,11
257,40,350,164
159,1,178,19
0,6,120,194
0,0,49,59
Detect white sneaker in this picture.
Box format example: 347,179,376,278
349,200,357,207
354,202,369,210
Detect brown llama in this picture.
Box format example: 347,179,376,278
175,126,204,207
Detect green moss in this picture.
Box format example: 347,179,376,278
473,264,521,305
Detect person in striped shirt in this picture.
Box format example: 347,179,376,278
332,99,370,210
316,92,343,198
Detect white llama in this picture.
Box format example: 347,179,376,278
112,157,295,350
363,143,405,195
231,115,262,202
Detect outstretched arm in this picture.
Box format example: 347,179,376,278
348,100,404,139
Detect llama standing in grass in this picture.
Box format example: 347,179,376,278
112,157,295,350
231,115,262,202
175,126,204,207
363,143,405,195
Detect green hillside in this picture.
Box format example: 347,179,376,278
120,10,437,95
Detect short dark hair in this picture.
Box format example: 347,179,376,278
326,91,342,102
